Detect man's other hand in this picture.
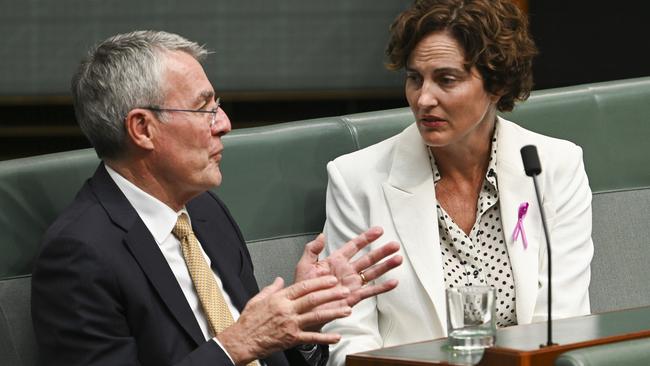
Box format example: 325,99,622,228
217,276,350,365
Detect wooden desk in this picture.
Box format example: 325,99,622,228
346,306,650,366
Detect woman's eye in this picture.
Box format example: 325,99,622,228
406,73,421,82
440,76,456,85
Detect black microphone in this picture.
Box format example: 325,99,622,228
520,145,557,348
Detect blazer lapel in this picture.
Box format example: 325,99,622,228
188,199,253,312
90,165,206,345
382,124,447,329
496,118,544,324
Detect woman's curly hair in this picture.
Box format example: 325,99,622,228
386,0,538,111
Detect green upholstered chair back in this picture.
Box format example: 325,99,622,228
503,77,650,192
555,337,650,366
214,118,357,285
0,150,99,278
215,118,355,242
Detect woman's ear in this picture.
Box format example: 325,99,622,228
489,88,505,104
124,109,156,151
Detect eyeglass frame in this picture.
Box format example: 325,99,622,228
142,97,220,128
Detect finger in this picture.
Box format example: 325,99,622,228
350,241,401,274
298,305,352,328
297,331,342,345
353,252,403,282
293,285,350,314
297,233,325,266
250,277,284,303
347,279,399,306
283,275,338,300
337,226,384,260
259,277,285,297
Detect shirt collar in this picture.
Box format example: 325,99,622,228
105,164,187,244
486,120,499,190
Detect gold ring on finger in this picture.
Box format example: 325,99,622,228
359,271,368,286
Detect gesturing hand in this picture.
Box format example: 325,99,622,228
294,226,403,327
217,276,351,365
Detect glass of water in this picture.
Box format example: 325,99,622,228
446,286,496,351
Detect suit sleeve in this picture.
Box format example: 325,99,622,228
321,161,383,366
31,235,236,366
533,144,594,321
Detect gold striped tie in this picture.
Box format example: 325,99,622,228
172,214,259,366
172,213,234,336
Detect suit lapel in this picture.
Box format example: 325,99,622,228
496,118,543,324
382,125,447,329
188,206,252,312
90,165,206,345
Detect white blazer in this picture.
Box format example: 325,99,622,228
322,118,593,366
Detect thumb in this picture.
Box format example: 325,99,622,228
303,233,326,261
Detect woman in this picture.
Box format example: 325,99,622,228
322,0,593,365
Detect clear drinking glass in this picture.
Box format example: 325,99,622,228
446,286,496,351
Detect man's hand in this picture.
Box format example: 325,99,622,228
294,227,403,324
217,276,351,365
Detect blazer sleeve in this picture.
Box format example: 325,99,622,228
533,144,594,321
31,235,236,366
321,161,383,366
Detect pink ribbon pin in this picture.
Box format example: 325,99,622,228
512,202,529,249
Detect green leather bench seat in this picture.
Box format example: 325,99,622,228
555,337,650,366
0,150,98,279
505,77,650,192
216,118,356,284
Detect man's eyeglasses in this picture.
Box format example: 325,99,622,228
144,97,220,128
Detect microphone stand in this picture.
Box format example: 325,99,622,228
532,175,556,348
520,145,557,348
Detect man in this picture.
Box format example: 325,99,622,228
31,31,402,366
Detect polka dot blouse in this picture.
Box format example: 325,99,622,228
428,128,517,327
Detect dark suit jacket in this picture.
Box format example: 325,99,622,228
31,165,311,366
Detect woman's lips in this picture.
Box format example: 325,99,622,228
419,116,447,128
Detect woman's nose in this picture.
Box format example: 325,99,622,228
417,82,440,109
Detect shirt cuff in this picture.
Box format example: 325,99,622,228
212,337,236,365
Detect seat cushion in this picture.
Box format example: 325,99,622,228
0,275,37,366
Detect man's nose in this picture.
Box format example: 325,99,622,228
211,107,232,136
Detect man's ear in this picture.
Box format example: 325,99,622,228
124,109,156,151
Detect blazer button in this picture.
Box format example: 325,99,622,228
538,281,543,289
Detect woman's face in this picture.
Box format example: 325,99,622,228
405,31,500,149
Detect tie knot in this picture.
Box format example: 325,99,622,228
172,214,192,240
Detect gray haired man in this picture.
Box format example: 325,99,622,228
31,31,402,366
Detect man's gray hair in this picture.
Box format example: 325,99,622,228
71,30,209,159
